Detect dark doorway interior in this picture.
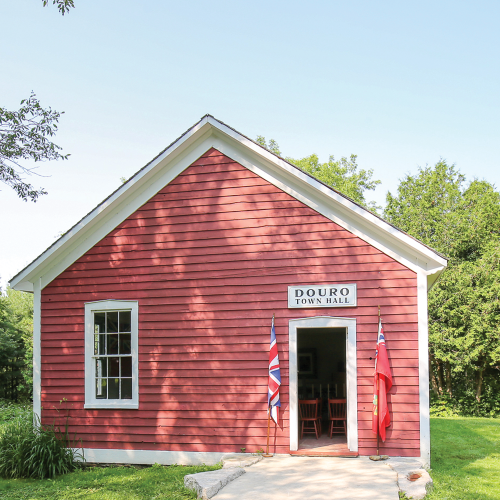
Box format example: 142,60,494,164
296,327,350,455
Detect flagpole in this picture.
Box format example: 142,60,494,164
370,305,388,461
263,407,272,457
377,305,380,457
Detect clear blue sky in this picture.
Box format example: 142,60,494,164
1,0,499,289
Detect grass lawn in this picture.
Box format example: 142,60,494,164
426,417,500,500
0,401,221,499
0,463,221,500
2,403,499,499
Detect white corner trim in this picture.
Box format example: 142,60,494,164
418,273,431,468
84,300,139,409
288,316,358,452
33,279,41,421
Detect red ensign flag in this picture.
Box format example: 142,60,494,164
372,318,393,442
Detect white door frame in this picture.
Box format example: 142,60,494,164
289,316,358,452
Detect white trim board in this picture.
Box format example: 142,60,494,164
33,279,42,422
10,115,446,292
76,447,423,465
288,316,358,452
77,448,241,466
417,272,431,468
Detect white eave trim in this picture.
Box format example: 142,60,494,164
9,115,446,292
9,118,214,291
208,116,447,268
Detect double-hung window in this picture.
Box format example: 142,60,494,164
84,300,139,409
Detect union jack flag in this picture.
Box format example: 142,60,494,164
268,315,281,425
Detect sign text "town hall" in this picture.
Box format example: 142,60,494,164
288,284,357,308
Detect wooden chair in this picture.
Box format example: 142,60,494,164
299,399,321,439
328,398,347,437
317,397,323,435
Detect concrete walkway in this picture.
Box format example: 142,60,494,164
212,455,400,500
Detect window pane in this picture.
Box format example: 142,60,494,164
96,378,107,399
119,311,131,333
94,312,106,334
121,356,132,377
107,334,119,355
96,358,107,378
108,378,119,399
108,357,120,377
119,334,131,355
107,312,119,333
121,379,132,399
94,334,106,355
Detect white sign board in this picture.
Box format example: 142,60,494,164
288,284,357,308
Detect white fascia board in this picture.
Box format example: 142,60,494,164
9,119,214,291
208,124,447,278
10,115,446,291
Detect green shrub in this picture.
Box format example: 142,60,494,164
0,409,83,479
430,395,458,417
0,400,31,428
430,375,500,418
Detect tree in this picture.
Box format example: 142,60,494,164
0,1,73,202
256,135,282,156
384,161,465,254
0,92,69,201
256,136,381,210
42,0,75,15
429,243,500,404
289,153,381,209
0,288,33,401
384,161,500,413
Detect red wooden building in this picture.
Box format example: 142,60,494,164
10,116,446,466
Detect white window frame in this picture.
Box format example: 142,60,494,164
84,300,139,409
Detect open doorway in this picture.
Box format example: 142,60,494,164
289,316,358,455
297,327,348,453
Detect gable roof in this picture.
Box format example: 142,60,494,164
10,115,447,292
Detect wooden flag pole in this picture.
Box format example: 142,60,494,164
376,383,380,457
370,306,389,461
376,305,380,457
370,305,388,461
263,407,272,457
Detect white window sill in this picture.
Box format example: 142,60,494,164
84,403,139,410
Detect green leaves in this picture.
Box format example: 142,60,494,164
255,136,381,210
42,0,75,16
384,160,465,255
0,92,69,201
384,160,500,410
0,288,33,400
288,153,381,209
0,410,82,479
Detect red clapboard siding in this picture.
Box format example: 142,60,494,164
40,147,420,457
